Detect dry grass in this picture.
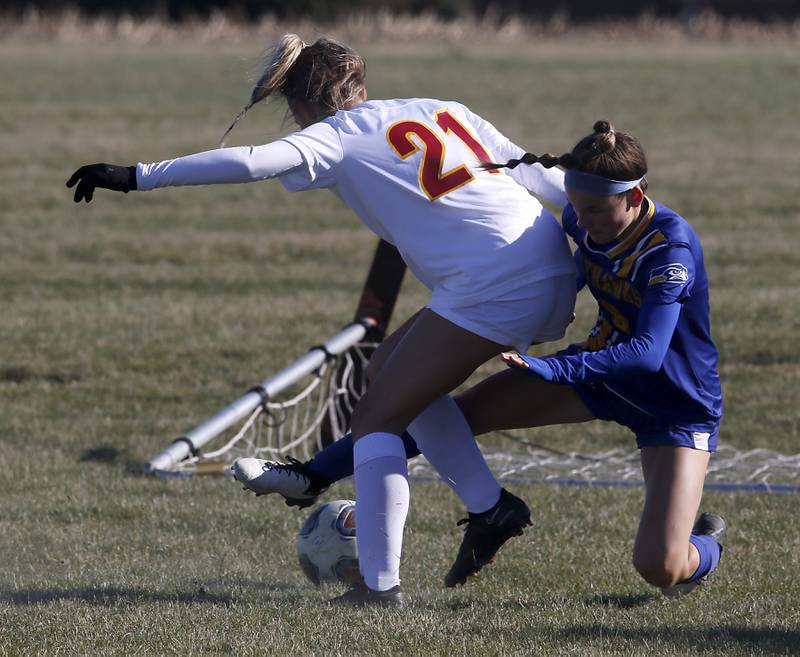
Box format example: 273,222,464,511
0,40,798,655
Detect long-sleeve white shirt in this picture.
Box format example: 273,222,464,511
137,98,574,308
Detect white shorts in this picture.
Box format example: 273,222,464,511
428,273,577,353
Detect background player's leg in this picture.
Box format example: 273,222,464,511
633,446,712,588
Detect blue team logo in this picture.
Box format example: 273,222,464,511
648,263,689,286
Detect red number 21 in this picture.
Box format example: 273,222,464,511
386,109,498,201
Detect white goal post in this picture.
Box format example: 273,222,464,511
144,320,373,476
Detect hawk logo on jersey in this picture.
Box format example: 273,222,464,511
648,263,689,286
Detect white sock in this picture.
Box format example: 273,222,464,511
408,395,501,514
353,432,409,591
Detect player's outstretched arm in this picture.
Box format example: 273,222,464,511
65,164,137,203
67,141,306,203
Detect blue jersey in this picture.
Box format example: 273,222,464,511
542,197,722,425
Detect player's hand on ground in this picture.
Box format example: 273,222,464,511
66,163,137,203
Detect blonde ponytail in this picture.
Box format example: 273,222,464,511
219,33,306,147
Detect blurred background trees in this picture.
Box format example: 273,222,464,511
3,1,798,22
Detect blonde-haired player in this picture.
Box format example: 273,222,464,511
67,35,576,607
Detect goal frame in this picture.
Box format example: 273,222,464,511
144,239,406,475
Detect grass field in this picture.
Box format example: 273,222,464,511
1,37,799,655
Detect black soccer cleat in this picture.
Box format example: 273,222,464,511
231,456,330,509
329,583,405,608
444,488,532,588
661,512,727,597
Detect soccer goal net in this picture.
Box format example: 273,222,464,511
407,436,800,494
145,322,376,477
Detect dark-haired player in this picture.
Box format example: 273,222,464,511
237,120,727,598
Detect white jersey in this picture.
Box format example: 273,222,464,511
280,99,573,308
138,98,574,309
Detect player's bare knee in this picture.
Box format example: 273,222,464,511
632,550,685,588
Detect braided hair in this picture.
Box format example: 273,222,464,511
482,121,648,192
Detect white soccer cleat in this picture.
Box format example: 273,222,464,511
231,457,328,508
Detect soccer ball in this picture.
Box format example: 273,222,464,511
296,499,361,586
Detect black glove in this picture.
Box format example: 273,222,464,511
66,163,137,203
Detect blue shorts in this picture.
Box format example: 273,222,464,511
572,382,720,452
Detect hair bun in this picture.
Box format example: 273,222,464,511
593,120,614,135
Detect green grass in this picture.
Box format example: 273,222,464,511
1,40,799,655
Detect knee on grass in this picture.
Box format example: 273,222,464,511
632,549,689,588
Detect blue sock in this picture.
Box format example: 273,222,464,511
686,534,722,582
306,431,420,484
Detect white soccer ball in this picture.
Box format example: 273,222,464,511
296,499,361,586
